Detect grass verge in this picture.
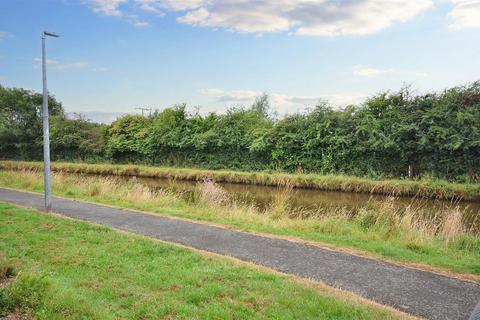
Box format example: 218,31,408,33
0,169,478,278
0,203,411,319
1,160,479,200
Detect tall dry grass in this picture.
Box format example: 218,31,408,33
440,207,464,245
268,183,294,220
352,195,472,247
0,169,476,251
198,179,231,207
7,169,180,209
192,177,475,248
1,160,478,201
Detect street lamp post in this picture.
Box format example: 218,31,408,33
41,31,59,211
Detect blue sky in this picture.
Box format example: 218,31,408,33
1,0,479,122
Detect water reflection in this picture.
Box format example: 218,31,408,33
130,176,480,233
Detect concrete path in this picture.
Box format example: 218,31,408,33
0,188,479,320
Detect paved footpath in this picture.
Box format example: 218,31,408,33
1,188,479,320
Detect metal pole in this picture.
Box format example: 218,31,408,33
42,33,52,211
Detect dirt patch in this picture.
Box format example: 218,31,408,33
1,313,30,320
39,222,55,230
0,278,10,289
0,269,15,289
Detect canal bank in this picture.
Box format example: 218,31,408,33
1,160,479,200
0,168,479,277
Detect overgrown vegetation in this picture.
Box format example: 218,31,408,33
0,87,106,162
0,169,478,276
1,161,479,200
1,82,479,180
0,203,407,319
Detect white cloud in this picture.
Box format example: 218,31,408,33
352,65,389,77
199,88,224,95
91,0,127,16
90,1,150,27
0,31,13,41
200,88,366,113
54,62,90,70
33,57,108,73
175,0,433,36
135,0,162,13
135,0,203,13
352,65,428,77
133,21,149,27
125,14,150,27
33,58,91,71
448,0,480,29
178,4,293,33
67,111,129,124
93,67,109,72
34,57,58,65
88,0,433,35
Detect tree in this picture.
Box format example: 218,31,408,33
106,114,152,162
0,86,64,160
51,114,106,161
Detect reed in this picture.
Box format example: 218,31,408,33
269,183,293,220
198,179,232,207
0,168,478,275
440,207,464,245
1,160,478,201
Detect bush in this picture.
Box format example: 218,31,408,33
2,82,479,180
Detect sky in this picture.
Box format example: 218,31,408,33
0,0,479,122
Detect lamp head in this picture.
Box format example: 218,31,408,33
43,31,59,38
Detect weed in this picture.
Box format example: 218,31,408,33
1,161,478,200
0,169,479,275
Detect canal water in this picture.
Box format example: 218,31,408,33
130,176,480,233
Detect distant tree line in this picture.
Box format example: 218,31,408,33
1,82,479,181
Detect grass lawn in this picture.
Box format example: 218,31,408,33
0,169,479,278
0,203,407,319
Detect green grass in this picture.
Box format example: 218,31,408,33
1,160,479,200
0,169,479,278
0,203,404,319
